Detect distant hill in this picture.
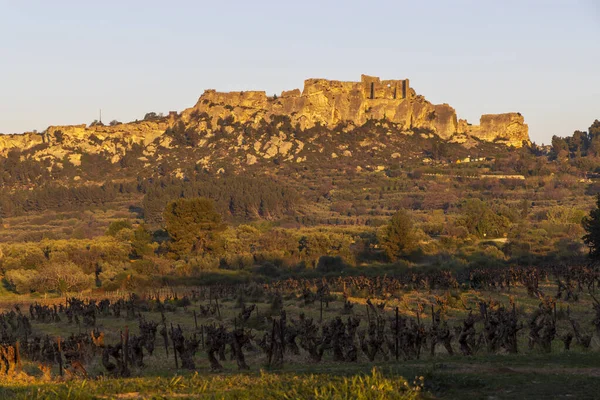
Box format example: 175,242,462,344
0,74,529,171
0,74,572,243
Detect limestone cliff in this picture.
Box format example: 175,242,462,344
466,113,529,146
181,74,528,146
0,74,529,166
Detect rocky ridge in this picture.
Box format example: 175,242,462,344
180,74,528,146
0,75,529,170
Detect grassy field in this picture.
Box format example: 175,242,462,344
1,353,599,399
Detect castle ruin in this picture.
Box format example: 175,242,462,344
360,74,410,100
187,74,528,147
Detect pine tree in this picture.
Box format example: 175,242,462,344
379,209,417,261
163,197,225,257
582,193,600,259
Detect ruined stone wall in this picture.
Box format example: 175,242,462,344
200,90,268,109
361,75,379,99
360,74,409,100
302,79,361,97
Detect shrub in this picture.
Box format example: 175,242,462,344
0,243,46,271
220,254,254,270
316,255,345,273
256,262,281,278
4,269,37,293
106,220,133,237
33,262,94,294
131,224,153,258
188,256,220,273
97,262,129,287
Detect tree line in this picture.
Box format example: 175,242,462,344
140,173,298,225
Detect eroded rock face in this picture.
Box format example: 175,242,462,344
182,74,529,145
466,113,529,147
0,74,530,165
0,132,42,153
45,120,168,147
0,120,170,160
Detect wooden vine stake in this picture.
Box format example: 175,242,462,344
395,307,399,361
57,337,63,377
14,340,22,372
171,323,178,369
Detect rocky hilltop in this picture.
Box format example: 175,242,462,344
182,74,529,147
0,75,529,171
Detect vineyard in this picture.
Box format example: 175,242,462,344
0,264,600,399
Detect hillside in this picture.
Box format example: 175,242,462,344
0,75,596,264
1,74,529,169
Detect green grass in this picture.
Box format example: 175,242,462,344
3,353,599,399
0,367,424,400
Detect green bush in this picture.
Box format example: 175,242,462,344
256,262,281,278
4,269,37,293
33,262,95,294
106,219,133,236
316,255,345,273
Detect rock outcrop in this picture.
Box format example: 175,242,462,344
181,74,528,147
465,113,529,146
0,74,529,163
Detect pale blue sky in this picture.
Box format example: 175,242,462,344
1,0,599,143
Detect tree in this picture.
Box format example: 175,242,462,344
4,269,37,294
582,193,600,259
33,262,95,294
547,206,585,225
589,120,600,138
107,219,133,236
431,140,447,160
458,199,510,238
131,224,153,258
163,197,226,257
587,120,600,157
144,112,163,121
569,130,587,157
551,135,569,161
379,209,417,261
519,198,530,219
588,136,600,158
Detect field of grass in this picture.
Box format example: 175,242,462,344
2,353,599,399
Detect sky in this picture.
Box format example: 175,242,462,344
1,0,599,144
